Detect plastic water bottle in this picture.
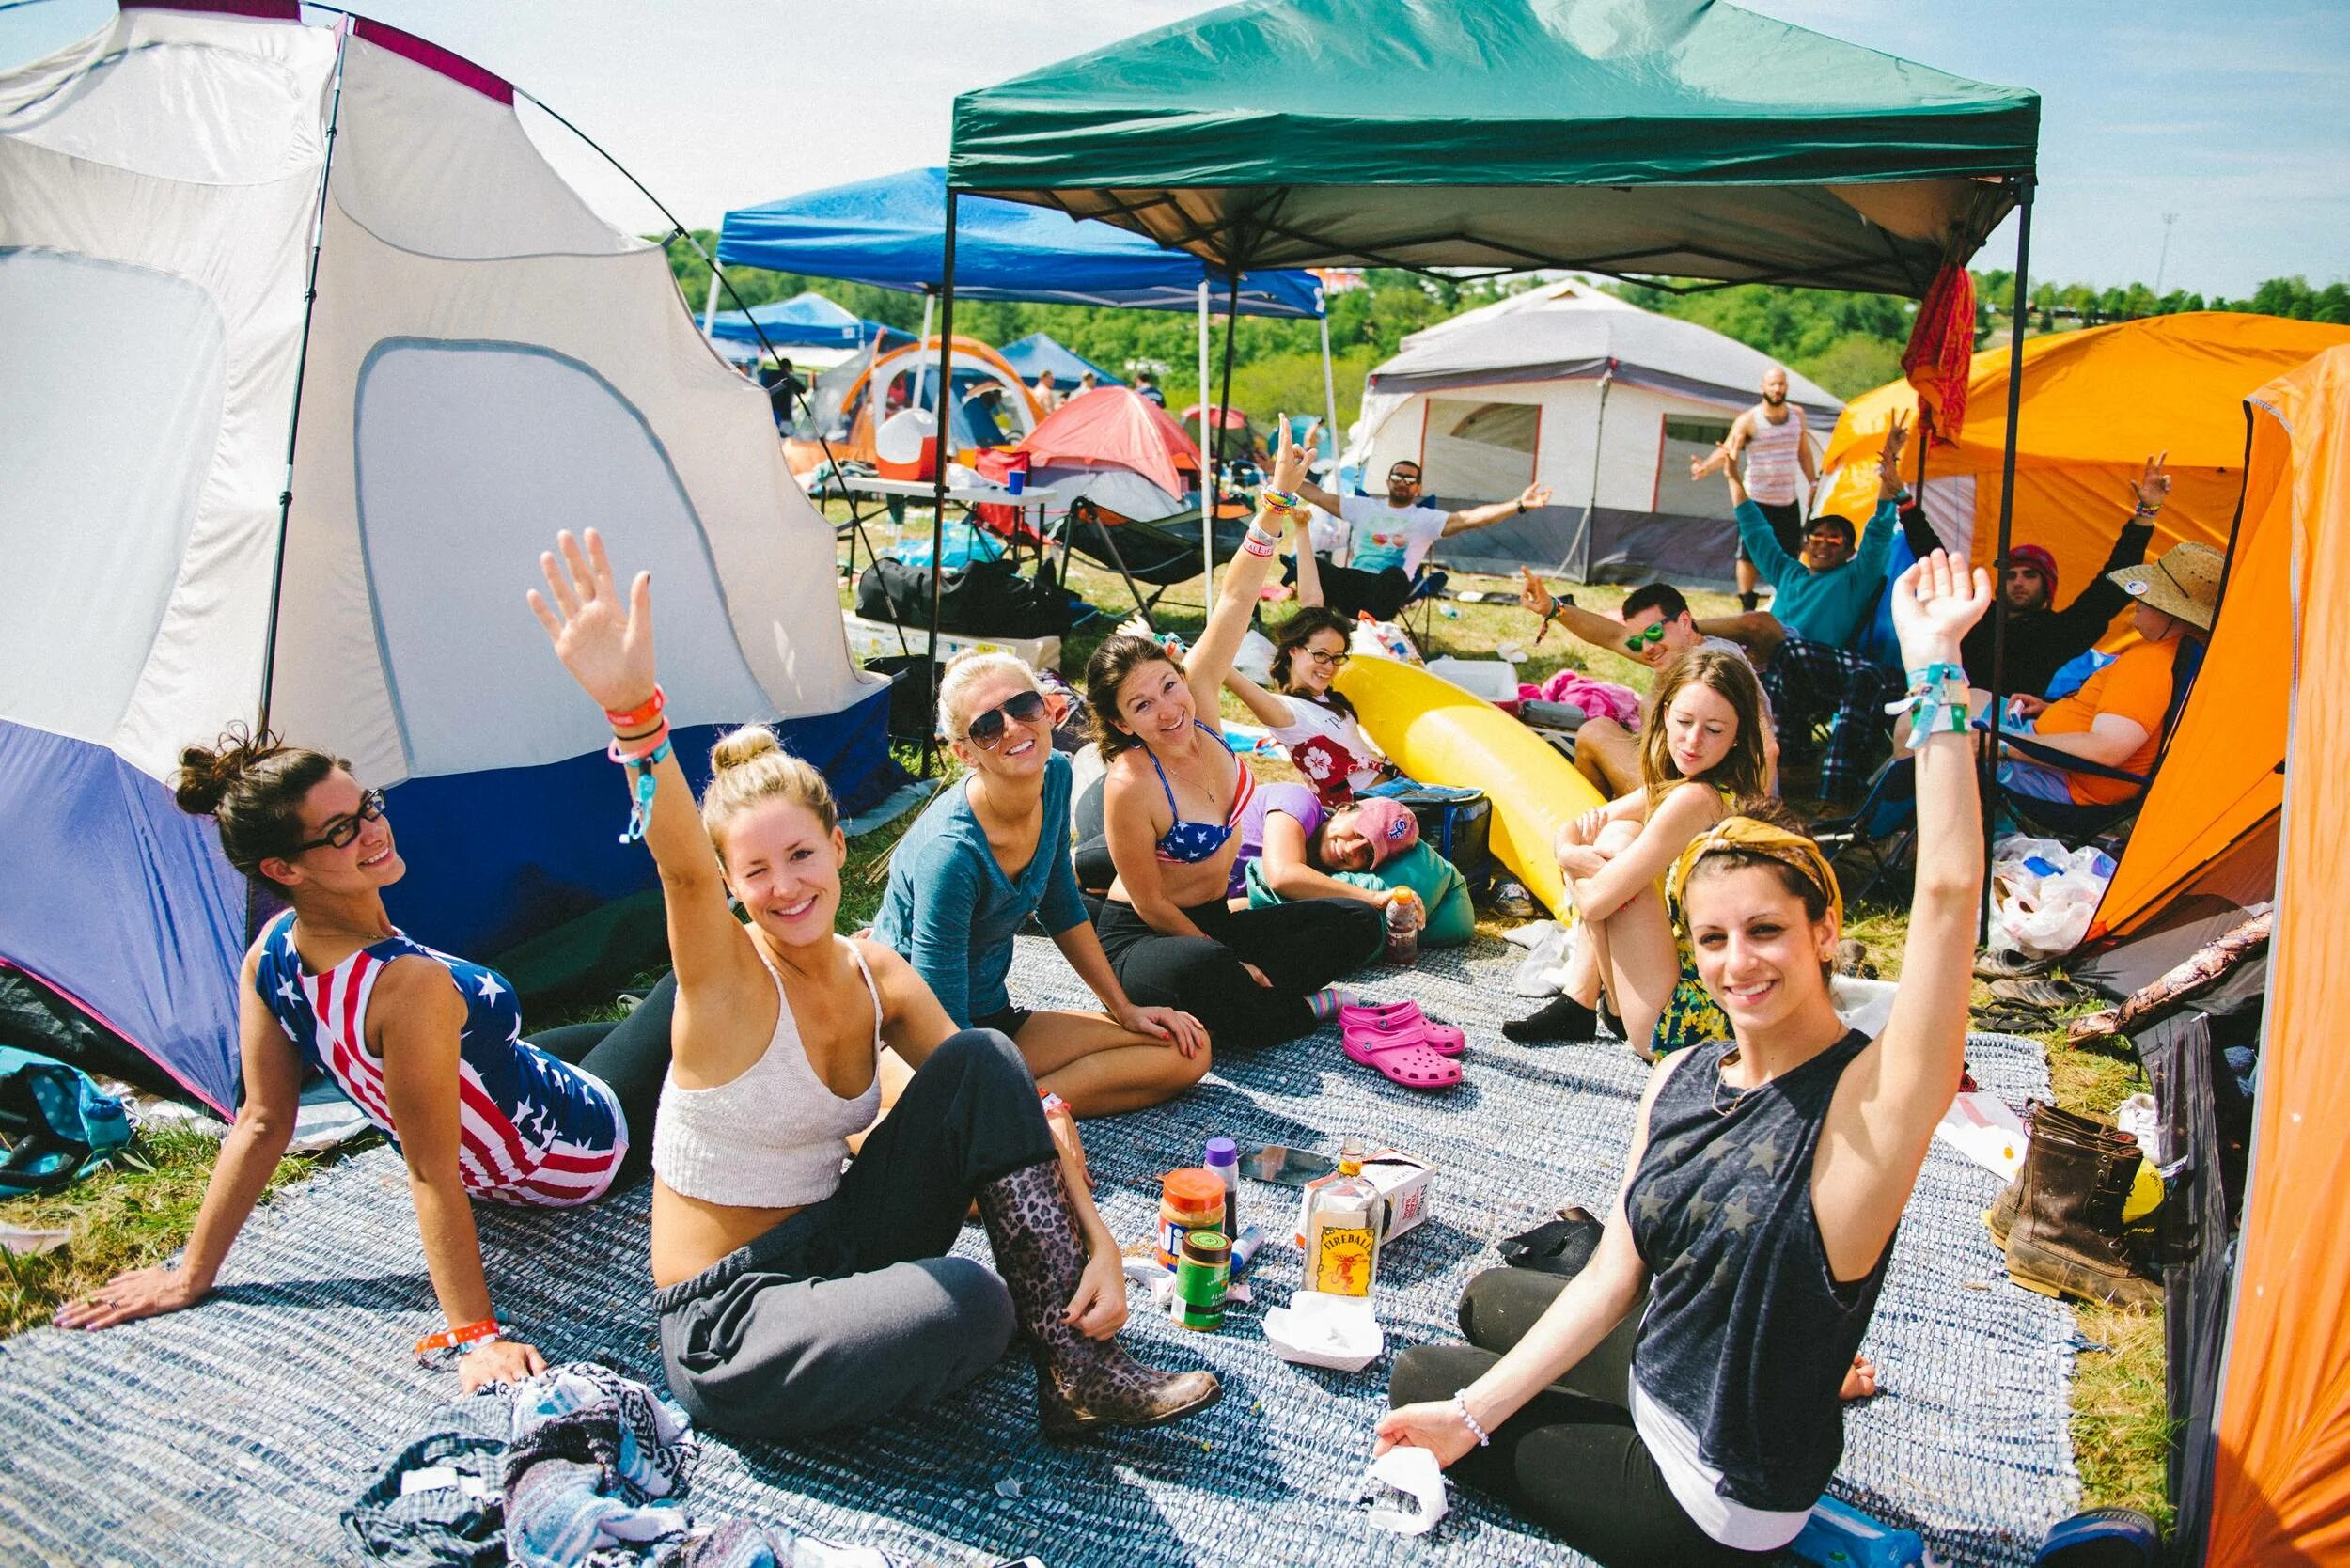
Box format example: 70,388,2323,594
1384,887,1422,964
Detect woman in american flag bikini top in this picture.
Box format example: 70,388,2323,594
54,731,672,1394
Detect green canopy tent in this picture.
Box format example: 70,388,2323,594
945,0,2037,296
940,0,2041,887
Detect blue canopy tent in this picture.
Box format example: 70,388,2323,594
703,290,888,352
710,165,1333,693
999,331,1122,390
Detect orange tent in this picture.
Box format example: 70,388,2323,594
784,334,1040,470
1019,385,1203,497
2197,345,2350,1567
1818,315,2350,621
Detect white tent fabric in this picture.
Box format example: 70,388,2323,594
1,5,874,789
1337,281,1842,584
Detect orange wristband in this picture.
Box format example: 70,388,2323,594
414,1316,503,1363
603,685,666,729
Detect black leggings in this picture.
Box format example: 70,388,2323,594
523,971,677,1190
1093,895,1382,1050
1388,1268,1768,1568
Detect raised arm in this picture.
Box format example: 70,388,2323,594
530,530,752,999
1729,468,1797,587
1812,549,1990,1283
1850,412,1913,578
1292,525,1329,605
1184,420,1318,704
1518,567,1638,657
55,942,304,1332
1442,480,1553,537
1688,411,1753,481
2051,454,2166,642
1223,666,1302,731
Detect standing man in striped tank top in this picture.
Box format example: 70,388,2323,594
1690,368,1818,612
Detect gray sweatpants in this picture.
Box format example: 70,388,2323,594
652,1027,1058,1440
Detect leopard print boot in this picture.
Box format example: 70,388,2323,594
978,1159,1221,1438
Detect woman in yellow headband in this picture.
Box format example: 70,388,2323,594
1381,550,1991,1566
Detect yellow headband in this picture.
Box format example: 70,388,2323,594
1665,817,1844,935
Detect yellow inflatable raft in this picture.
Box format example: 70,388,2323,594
1333,655,1605,917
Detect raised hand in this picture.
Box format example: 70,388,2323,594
2129,451,2171,511
1268,416,1317,498
1518,482,1554,511
1518,565,1556,623
1888,547,1991,668
1876,411,1912,491
527,529,655,714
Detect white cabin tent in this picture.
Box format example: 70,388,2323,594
1343,281,1841,586
0,4,885,1111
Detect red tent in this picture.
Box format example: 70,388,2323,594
1021,387,1203,498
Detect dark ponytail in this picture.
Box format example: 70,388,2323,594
174,725,347,881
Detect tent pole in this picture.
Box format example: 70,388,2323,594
918,290,935,355
1319,306,1339,466
1198,281,1213,610
699,268,721,339
1565,363,1615,583
1208,265,1242,619
1983,179,2034,935
257,18,351,737
926,197,958,779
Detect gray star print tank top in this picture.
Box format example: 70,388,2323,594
1624,1028,1891,1513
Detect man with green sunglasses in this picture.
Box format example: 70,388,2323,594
1516,574,1775,798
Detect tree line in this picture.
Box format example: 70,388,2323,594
663,230,2344,417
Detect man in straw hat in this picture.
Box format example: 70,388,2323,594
1902,539,2221,808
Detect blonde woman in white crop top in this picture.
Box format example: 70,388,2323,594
532,528,1219,1443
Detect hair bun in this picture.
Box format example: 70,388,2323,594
709,723,783,774
173,725,277,815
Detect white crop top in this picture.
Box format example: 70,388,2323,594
651,939,885,1208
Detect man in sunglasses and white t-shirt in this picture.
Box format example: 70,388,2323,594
1292,459,1551,620
1516,574,1776,798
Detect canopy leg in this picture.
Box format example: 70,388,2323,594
925,197,959,779
1983,179,2034,936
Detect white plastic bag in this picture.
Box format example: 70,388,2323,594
1987,835,2117,958
1350,618,1419,664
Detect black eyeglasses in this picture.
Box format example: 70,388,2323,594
290,789,386,854
966,690,1049,749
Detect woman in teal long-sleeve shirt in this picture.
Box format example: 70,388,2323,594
874,652,1210,1116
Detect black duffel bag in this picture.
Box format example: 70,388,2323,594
855,556,1070,639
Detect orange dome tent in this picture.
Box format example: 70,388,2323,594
785,334,1039,471
1816,314,2350,623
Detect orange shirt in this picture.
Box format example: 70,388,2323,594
2032,638,2178,805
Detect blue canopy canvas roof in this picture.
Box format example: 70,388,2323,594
706,291,889,349
718,167,1325,319
1000,332,1122,386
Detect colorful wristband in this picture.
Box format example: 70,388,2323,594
603,685,665,729
609,733,674,843
606,720,670,763
415,1317,503,1364
1261,487,1302,512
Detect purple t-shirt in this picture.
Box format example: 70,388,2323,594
1231,782,1324,897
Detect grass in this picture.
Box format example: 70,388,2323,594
0,527,2171,1531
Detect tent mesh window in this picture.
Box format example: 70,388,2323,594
1423,398,1539,504
1657,415,1738,517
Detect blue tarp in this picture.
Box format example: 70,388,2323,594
706,291,890,349
999,332,1122,387
718,167,1325,319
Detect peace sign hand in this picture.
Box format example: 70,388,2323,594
527,528,657,715
2130,452,2171,511
1269,416,1318,497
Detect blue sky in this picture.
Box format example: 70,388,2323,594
4,0,2341,298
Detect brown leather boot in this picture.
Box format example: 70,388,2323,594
1986,1102,2134,1251
979,1160,1222,1438
2003,1108,2162,1309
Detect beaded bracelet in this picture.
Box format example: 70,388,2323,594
2132,501,2163,518
607,729,674,843
415,1316,504,1366
1261,487,1302,512
1883,661,1970,750
1450,1393,1492,1448
604,684,666,729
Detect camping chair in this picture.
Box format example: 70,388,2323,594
1812,756,1922,904
1059,495,1246,629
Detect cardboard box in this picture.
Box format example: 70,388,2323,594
1292,1148,1436,1248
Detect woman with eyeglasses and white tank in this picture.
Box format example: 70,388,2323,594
55,733,676,1392
1221,583,1395,807
873,652,1212,1117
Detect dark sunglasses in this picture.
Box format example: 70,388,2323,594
291,789,386,854
966,689,1049,749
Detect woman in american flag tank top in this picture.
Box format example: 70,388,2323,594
54,731,675,1391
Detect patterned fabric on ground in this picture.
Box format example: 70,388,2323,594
0,938,2080,1568
506,1362,698,1568
342,1390,513,1568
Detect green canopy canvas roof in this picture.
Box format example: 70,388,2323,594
950,0,2039,295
